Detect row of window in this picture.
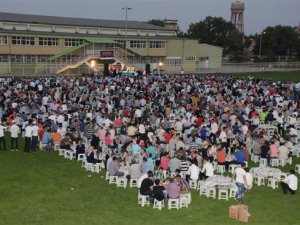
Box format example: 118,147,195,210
165,59,182,67
0,55,49,63
186,56,209,61
0,35,167,48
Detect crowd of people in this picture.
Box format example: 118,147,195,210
0,73,299,203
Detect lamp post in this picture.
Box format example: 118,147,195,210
259,31,266,58
122,6,132,53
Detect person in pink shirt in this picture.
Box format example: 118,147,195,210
114,116,122,128
268,140,278,164
160,152,170,170
96,126,106,141
104,133,112,146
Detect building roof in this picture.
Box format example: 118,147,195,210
0,12,173,31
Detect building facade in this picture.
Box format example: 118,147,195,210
0,12,222,75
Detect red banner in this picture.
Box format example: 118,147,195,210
100,51,114,58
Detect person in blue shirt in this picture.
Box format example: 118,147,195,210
146,143,156,159
200,126,207,138
232,122,239,135
41,128,52,145
230,147,245,165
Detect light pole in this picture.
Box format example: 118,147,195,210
122,6,132,53
259,31,266,58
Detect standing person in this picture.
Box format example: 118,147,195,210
199,158,214,180
231,162,249,203
24,119,33,152
31,121,39,151
0,122,7,151
280,169,298,195
10,120,20,151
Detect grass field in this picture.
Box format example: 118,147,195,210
221,70,300,82
1,142,300,225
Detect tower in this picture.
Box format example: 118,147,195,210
230,1,245,33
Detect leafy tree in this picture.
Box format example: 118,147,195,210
146,19,165,27
187,16,243,54
254,25,299,59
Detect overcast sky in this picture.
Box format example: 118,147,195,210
1,0,300,35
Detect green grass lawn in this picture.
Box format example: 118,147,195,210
1,146,300,225
220,70,300,82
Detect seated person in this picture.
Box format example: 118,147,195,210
52,131,61,145
86,146,102,164
216,147,230,171
127,159,141,180
153,179,165,201
200,157,214,180
187,158,200,181
108,156,124,177
166,178,180,199
140,172,154,196
154,167,165,180
175,174,190,192
59,136,72,150
75,138,85,160
230,147,245,165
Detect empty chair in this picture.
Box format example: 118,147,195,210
295,164,300,174
130,178,139,188
267,177,278,189
153,199,164,210
259,158,267,167
218,188,229,201
217,165,225,174
179,196,189,208
168,198,180,210
77,153,86,161
229,184,238,198
206,187,216,199
271,159,279,167
116,177,127,188
189,179,198,190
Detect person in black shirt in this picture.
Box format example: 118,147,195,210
140,173,154,196
260,140,270,159
153,179,165,201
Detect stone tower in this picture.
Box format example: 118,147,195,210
230,1,245,33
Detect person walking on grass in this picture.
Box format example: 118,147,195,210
231,162,250,203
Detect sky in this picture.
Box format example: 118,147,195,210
1,0,300,35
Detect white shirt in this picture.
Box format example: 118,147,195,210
187,164,200,180
57,115,65,123
211,122,218,134
135,109,142,118
25,126,33,138
10,124,20,138
0,125,7,137
138,124,146,134
31,125,39,136
283,174,298,191
235,167,246,184
219,131,227,143
201,162,214,177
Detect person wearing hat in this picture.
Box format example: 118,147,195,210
10,120,20,151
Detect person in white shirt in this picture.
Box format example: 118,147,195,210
278,143,290,160
245,168,253,190
0,123,7,151
209,119,218,144
219,127,227,145
31,121,39,152
200,158,214,180
24,119,33,152
187,159,200,180
232,163,249,203
10,120,20,151
280,169,298,195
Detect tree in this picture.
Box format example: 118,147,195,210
254,25,300,60
187,16,243,54
146,19,165,27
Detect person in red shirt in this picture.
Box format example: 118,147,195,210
164,132,172,144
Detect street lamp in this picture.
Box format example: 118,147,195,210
122,6,132,52
158,62,163,74
259,31,266,58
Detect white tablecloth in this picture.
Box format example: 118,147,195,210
250,167,281,178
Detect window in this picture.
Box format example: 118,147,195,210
10,55,36,63
0,36,8,45
115,40,126,48
166,58,181,67
130,41,146,48
12,36,35,46
186,56,197,61
64,38,84,47
39,37,60,46
149,41,165,49
0,55,8,62
38,55,48,63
